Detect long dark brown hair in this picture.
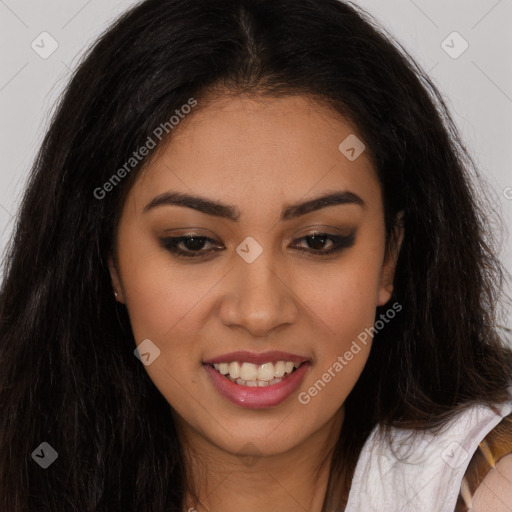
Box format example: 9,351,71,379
1,0,511,510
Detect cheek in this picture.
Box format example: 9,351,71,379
122,267,202,341
298,233,385,399
303,266,378,373
117,227,215,343
308,266,380,333
118,248,212,416
295,280,375,424
307,239,386,344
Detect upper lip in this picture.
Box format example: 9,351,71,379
203,350,310,365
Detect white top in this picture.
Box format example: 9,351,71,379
344,395,512,512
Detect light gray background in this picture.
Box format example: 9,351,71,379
1,0,511,325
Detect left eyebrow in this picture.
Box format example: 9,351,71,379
143,190,365,221
281,191,365,221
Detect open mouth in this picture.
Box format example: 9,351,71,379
207,361,303,387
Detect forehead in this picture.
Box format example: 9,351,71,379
130,93,380,215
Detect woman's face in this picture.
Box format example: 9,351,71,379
110,93,401,456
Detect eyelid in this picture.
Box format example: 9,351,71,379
292,225,354,239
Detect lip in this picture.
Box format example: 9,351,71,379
203,360,311,409
203,350,310,365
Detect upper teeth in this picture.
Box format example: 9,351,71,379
213,361,301,381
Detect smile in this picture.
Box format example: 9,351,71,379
210,361,302,387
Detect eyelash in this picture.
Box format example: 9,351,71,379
159,232,356,259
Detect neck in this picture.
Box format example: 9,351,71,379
179,406,345,512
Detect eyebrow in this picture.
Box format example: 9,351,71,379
143,190,365,221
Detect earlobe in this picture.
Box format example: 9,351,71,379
377,212,405,307
108,256,124,303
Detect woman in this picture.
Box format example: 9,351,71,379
0,0,511,510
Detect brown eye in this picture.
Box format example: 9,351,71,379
160,236,221,258
292,232,356,255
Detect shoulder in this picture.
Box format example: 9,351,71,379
472,452,512,511
458,413,512,511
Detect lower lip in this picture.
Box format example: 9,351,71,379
203,362,310,409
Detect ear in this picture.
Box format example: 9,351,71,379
377,211,404,307
108,255,125,303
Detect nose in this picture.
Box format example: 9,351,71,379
218,250,299,338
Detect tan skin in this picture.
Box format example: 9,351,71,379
109,93,403,512
472,454,512,510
